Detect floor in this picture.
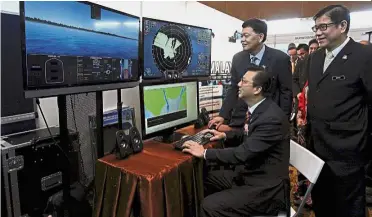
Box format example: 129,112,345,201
289,167,372,217
292,207,372,217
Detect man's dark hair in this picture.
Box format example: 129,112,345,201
246,64,272,97
313,5,350,34
297,43,309,52
308,38,319,47
242,18,267,42
288,43,296,51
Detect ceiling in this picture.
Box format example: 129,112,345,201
199,1,372,21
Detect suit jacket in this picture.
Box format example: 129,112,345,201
307,38,372,175
219,45,292,127
292,56,310,97
206,99,290,187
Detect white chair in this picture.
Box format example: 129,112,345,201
288,139,325,217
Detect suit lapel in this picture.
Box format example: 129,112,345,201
317,39,354,85
312,49,326,85
250,98,270,124
260,45,271,68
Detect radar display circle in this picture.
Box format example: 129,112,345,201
152,24,192,74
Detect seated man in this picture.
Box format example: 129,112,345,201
182,65,290,217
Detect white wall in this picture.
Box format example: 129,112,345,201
2,1,371,128
1,1,242,129
266,11,372,51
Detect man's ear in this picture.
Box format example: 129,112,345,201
340,20,348,33
253,86,262,95
259,33,264,43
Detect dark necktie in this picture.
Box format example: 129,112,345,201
244,110,252,134
246,111,252,124
251,56,258,65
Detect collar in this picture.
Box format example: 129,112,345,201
292,58,298,65
326,37,350,58
249,98,266,114
250,44,265,62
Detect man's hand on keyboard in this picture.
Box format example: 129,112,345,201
182,141,205,158
202,129,226,141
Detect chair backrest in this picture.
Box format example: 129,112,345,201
290,140,324,184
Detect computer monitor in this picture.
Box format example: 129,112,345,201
140,81,199,142
142,17,212,80
20,1,140,94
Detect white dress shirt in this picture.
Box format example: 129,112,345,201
323,37,350,72
248,98,266,115
250,45,265,66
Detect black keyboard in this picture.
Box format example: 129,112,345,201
174,132,213,150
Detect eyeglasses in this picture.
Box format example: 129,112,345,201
240,78,254,86
311,23,335,32
240,78,253,86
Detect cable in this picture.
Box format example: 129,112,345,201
70,96,79,140
35,98,71,166
70,95,89,185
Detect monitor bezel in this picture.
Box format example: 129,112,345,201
141,17,212,80
19,1,141,97
139,80,200,140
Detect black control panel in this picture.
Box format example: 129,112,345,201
26,55,138,89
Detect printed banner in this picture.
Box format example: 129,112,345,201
199,60,232,115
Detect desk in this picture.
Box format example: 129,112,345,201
93,125,218,217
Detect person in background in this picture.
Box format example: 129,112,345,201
288,43,298,74
292,39,319,100
182,65,290,217
292,40,319,205
293,74,311,207
296,43,309,60
309,38,320,53
290,43,311,141
208,19,292,131
307,5,372,217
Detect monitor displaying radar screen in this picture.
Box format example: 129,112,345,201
142,17,212,79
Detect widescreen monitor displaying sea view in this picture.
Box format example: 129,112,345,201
24,1,139,60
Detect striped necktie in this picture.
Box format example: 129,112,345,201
251,56,258,65
244,110,252,134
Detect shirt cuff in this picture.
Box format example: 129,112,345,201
225,131,233,139
203,149,207,160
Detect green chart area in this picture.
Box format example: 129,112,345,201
144,86,187,118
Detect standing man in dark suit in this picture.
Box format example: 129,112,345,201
208,19,292,129
288,43,298,74
307,5,372,217
182,65,290,217
292,39,318,99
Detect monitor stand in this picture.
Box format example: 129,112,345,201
153,131,188,144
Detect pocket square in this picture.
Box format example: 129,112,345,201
342,55,348,60
332,75,346,81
